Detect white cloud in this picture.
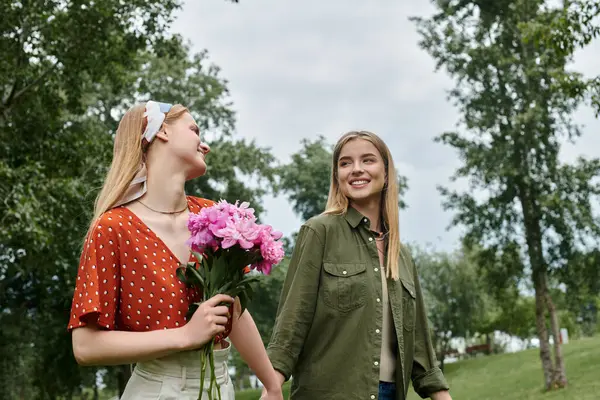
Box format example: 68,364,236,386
172,0,600,252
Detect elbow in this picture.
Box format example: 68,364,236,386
73,338,93,366
72,328,99,366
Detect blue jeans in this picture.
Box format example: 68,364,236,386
379,381,396,400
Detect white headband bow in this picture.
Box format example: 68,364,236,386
114,100,173,207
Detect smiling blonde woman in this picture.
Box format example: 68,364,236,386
266,131,452,400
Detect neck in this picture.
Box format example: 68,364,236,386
142,158,188,211
350,197,382,232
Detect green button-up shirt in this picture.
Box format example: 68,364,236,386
267,207,449,400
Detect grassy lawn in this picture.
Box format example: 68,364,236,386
237,335,600,400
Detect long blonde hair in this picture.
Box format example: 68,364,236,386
324,131,401,280
85,103,188,237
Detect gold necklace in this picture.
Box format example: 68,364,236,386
138,200,188,215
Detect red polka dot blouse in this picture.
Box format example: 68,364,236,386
68,196,215,332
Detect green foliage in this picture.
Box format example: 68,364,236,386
494,296,538,341
412,0,600,387
412,245,489,366
276,136,333,221
0,0,279,398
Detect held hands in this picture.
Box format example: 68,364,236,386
260,371,285,400
180,294,234,350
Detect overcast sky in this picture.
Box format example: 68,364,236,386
172,0,600,252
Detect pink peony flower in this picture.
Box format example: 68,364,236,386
215,216,261,249
254,225,283,245
260,238,284,265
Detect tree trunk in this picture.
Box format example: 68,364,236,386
93,378,99,400
439,338,448,373
485,333,491,355
533,274,554,390
518,180,567,390
545,290,568,388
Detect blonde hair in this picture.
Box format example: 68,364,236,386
324,131,401,280
85,103,188,237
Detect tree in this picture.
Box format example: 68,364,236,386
520,1,600,114
412,246,487,370
278,136,409,223
229,260,288,390
277,136,334,221
561,249,600,336
412,0,600,390
1,1,277,398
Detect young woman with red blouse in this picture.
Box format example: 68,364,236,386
68,101,283,400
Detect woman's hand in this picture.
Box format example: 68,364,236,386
260,387,284,400
260,371,285,400
179,294,234,350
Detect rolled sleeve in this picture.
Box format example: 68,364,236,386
267,224,324,381
412,366,449,398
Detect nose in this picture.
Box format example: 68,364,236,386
199,141,210,154
351,162,363,175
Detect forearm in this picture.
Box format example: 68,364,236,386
229,311,281,391
431,390,452,400
72,324,187,366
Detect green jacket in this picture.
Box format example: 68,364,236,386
267,207,449,400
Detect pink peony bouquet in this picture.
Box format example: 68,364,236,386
176,200,284,400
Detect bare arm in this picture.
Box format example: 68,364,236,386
72,323,188,366
72,294,234,366
229,309,282,396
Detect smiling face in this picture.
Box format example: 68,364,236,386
163,112,211,180
336,138,386,206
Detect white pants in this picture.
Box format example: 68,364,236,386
121,343,235,399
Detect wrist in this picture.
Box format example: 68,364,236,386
263,370,285,391
172,325,192,351
431,390,451,400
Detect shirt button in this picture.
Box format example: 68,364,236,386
376,298,381,303
369,237,374,242
376,329,380,334
371,396,376,399
374,361,379,366
342,270,347,275
374,268,379,272
364,218,368,223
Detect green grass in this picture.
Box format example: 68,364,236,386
237,335,600,400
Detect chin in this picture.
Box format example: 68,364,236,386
185,163,207,180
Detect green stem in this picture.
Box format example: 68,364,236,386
198,346,207,400
207,341,214,399
208,343,222,400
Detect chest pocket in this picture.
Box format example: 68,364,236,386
400,278,417,332
322,263,367,312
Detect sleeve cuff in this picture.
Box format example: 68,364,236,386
412,367,450,398
267,345,295,382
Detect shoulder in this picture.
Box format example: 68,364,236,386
92,208,126,233
300,212,346,239
304,212,342,229
187,196,216,209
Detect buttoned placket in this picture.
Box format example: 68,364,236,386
363,217,384,400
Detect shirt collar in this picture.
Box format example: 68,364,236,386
344,206,366,229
